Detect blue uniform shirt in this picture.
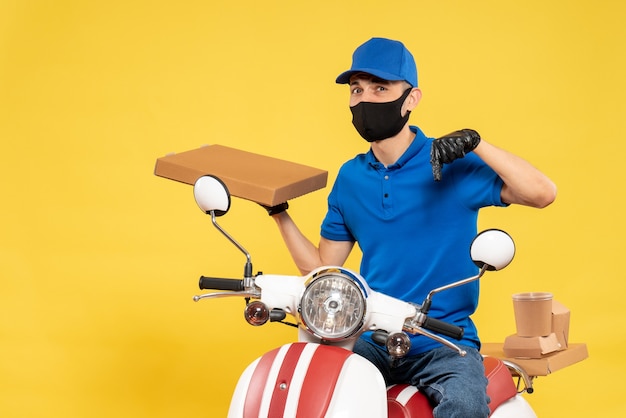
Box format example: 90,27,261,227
321,126,507,355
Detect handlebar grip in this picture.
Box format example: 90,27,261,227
198,276,244,291
422,316,464,340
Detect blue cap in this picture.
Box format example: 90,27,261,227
336,38,418,87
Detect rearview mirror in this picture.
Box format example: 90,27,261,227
193,175,231,217
470,229,515,271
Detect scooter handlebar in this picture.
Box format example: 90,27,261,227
422,316,464,340
198,276,245,291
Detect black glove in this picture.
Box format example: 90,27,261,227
430,129,481,181
260,201,289,216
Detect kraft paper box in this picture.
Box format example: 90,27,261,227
551,300,571,349
481,343,588,377
502,333,562,359
154,144,328,206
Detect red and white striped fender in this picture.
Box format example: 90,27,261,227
227,342,387,418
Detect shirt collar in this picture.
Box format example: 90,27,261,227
367,126,428,169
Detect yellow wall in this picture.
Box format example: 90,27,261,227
1,1,624,416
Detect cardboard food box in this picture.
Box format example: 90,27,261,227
551,300,571,349
154,144,328,206
481,343,588,377
502,333,562,358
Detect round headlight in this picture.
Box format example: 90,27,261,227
299,268,366,341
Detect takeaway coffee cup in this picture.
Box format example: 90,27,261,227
512,292,553,337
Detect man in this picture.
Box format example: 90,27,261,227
264,37,556,417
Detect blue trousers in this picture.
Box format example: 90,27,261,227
353,339,490,418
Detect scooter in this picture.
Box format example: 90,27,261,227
190,174,537,418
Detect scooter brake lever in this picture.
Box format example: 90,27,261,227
193,290,260,302
405,325,467,356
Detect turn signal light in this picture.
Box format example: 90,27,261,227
386,332,411,358
244,301,270,326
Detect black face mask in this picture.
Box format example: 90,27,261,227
350,88,412,142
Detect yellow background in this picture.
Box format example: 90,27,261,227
1,0,624,416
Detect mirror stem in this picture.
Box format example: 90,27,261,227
420,265,488,314
211,211,253,281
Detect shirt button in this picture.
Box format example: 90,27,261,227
384,175,389,180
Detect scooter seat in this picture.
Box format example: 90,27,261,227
386,356,518,418
483,356,519,414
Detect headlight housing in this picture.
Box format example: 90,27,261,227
298,268,367,341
